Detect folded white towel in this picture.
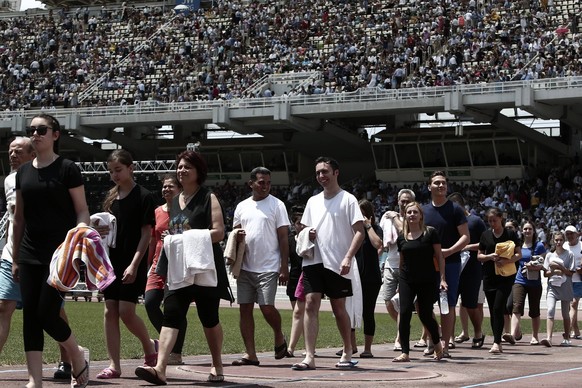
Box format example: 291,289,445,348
296,228,314,259
90,212,117,251
164,229,217,290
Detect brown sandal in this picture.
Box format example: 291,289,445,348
392,354,410,362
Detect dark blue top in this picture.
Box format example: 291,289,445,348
422,200,467,263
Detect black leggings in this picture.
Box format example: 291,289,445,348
144,289,187,354
399,278,440,355
163,284,220,329
19,263,72,352
484,278,513,344
362,282,382,337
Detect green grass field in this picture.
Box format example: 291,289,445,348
0,301,552,365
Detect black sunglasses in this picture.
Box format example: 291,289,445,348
26,125,52,136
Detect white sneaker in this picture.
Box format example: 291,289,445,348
560,339,572,347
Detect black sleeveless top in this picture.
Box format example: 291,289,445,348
167,186,233,302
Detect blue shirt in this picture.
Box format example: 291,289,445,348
515,242,546,286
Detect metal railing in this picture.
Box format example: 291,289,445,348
1,75,581,121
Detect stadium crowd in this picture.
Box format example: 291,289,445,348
0,0,581,110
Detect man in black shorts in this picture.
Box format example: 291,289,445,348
291,157,365,371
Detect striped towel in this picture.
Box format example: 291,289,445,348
48,226,116,292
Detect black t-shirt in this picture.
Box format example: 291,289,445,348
479,228,521,281
466,213,487,268
16,157,83,265
397,227,440,283
422,200,467,263
355,224,383,286
109,184,155,274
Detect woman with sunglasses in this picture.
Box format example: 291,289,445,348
11,114,90,388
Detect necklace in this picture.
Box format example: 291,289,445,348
181,187,200,204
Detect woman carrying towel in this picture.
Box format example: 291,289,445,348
96,149,158,379
541,231,575,347
144,174,186,365
478,207,521,354
135,150,233,385
12,113,90,388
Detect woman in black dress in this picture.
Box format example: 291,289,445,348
135,150,233,385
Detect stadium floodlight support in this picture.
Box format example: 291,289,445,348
77,160,176,174
77,11,182,104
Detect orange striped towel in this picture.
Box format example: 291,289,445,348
48,226,116,292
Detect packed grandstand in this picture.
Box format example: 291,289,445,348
0,0,580,110
0,0,581,242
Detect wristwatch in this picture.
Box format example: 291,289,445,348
365,224,372,230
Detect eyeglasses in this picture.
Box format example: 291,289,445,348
25,125,52,136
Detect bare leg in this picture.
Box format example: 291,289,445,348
203,324,224,377
259,304,285,347
511,313,522,338
58,308,69,363
103,300,122,371
458,306,469,339
118,301,156,355
330,297,352,362
364,334,374,353
288,300,305,355
25,351,43,388
238,303,258,361
441,307,456,352
0,300,17,353
386,301,400,346
547,318,554,344
466,307,483,338
146,326,179,383
570,298,580,337
532,316,541,342
300,293,320,368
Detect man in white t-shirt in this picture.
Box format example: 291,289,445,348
0,137,35,354
564,225,582,338
379,189,415,351
291,157,364,371
232,167,290,366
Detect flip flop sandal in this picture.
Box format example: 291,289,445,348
274,339,290,359
360,351,374,358
231,357,260,366
96,367,121,379
335,349,358,356
72,357,89,388
135,366,167,385
291,362,316,371
454,335,470,343
472,335,486,349
335,360,358,368
207,373,225,383
414,340,427,347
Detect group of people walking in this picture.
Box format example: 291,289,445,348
0,114,580,387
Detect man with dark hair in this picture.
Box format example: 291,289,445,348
232,167,290,366
422,171,469,358
292,157,365,371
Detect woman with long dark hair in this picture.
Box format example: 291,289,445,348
478,207,521,354
12,113,90,387
96,149,158,379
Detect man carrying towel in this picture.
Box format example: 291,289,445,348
232,167,290,366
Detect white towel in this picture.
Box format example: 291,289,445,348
90,212,117,252
296,228,314,259
164,229,217,290
345,259,363,329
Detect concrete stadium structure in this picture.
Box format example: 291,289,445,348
1,75,581,184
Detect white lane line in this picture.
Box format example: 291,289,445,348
461,366,582,387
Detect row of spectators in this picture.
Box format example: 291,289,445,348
1,0,580,110
202,161,581,245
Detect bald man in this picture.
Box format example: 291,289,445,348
0,137,35,354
